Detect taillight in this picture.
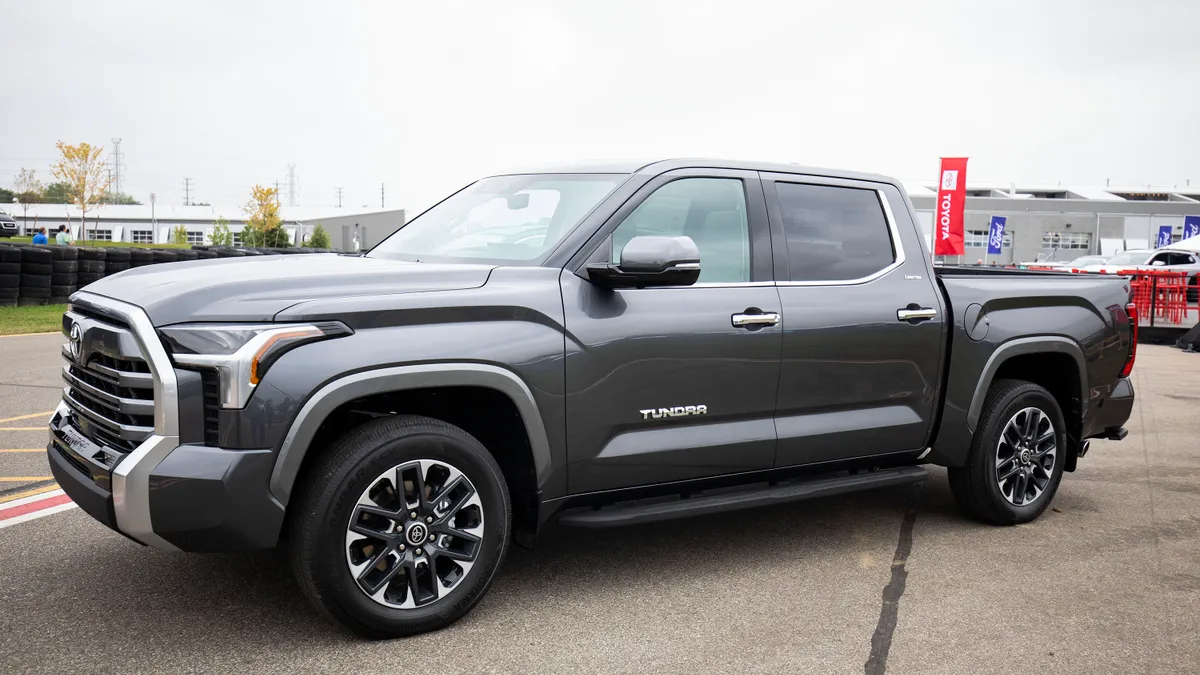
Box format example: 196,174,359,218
1121,302,1138,377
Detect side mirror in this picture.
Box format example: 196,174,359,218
587,235,701,288
1151,260,1167,267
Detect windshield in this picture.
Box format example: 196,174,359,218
1104,250,1151,266
368,174,624,263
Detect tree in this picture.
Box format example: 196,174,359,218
305,223,332,249
14,168,44,204
106,191,141,205
210,217,233,246
170,225,188,245
242,185,288,247
51,141,111,240
43,182,72,203
0,187,12,204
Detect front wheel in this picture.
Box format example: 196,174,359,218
948,380,1067,525
289,415,511,638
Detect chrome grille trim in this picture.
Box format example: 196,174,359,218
61,365,155,417
63,291,180,552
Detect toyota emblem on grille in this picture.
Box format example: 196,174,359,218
68,323,83,361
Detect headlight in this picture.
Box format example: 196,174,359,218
161,322,352,408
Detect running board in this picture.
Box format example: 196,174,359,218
556,466,928,528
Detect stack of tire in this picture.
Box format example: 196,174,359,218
47,246,80,305
105,248,131,276
0,245,20,307
16,246,53,306
75,248,106,294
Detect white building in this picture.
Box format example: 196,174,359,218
7,203,405,249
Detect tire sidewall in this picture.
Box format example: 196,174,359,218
307,425,510,635
977,386,1067,520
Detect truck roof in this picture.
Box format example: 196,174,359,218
493,158,901,187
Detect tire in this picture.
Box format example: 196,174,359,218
76,247,106,261
0,273,17,288
105,262,131,275
50,284,76,297
0,262,19,274
79,260,105,274
104,248,131,263
17,297,47,306
195,249,218,259
129,249,153,264
19,273,50,288
289,415,511,639
948,379,1067,525
50,273,77,286
21,262,52,276
0,247,21,262
175,249,199,261
77,273,104,286
52,260,79,273
0,298,15,307
19,286,50,298
152,250,178,264
50,246,78,261
19,246,51,263
0,287,18,300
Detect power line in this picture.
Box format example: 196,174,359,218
335,187,344,208
182,177,193,206
286,164,297,207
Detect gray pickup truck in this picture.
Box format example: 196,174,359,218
48,159,1136,638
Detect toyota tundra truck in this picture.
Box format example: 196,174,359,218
48,159,1136,638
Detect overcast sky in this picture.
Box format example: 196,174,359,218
3,0,1198,214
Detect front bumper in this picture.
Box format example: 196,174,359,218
48,402,284,552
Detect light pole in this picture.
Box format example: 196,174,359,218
150,192,157,244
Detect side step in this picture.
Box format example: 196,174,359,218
556,466,928,528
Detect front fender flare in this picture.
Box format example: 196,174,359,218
268,363,552,505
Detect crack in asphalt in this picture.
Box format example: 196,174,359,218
0,381,61,390
864,487,920,675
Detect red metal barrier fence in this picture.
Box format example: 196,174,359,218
1120,270,1197,328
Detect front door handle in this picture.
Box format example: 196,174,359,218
732,312,780,327
897,307,937,323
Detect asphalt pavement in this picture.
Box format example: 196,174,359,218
1,332,1198,674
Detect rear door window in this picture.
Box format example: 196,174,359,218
774,182,896,282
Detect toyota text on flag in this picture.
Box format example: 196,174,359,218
933,157,968,256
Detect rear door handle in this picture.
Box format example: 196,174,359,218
897,307,937,323
732,312,780,327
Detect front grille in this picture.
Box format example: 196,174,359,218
201,369,220,446
60,306,156,456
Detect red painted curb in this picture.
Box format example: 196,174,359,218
0,493,73,521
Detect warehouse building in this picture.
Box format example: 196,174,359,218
906,181,1200,264
3,203,405,250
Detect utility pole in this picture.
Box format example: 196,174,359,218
381,183,385,208
110,138,123,202
286,164,297,207
274,180,282,207
335,187,344,208
182,178,192,206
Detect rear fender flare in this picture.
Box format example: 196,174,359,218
268,363,552,505
967,336,1088,432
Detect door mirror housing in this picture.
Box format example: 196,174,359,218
1151,259,1167,267
587,235,702,288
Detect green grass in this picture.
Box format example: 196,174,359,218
3,236,191,249
0,304,67,336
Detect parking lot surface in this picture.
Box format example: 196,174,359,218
1,332,1198,674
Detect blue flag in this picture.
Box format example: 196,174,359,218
1184,215,1200,240
987,216,1006,255
1156,225,1173,249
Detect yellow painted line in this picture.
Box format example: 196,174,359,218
0,477,53,482
0,449,44,453
0,411,54,424
0,427,46,432
0,483,59,504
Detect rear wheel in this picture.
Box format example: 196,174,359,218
949,380,1066,525
289,415,511,639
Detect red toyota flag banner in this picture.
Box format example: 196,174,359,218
933,157,968,256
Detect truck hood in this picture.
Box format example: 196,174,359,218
82,253,495,325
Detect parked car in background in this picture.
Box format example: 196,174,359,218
0,211,18,237
1082,248,1200,275
1061,255,1110,269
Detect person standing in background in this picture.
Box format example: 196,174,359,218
55,224,74,245
32,227,49,245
